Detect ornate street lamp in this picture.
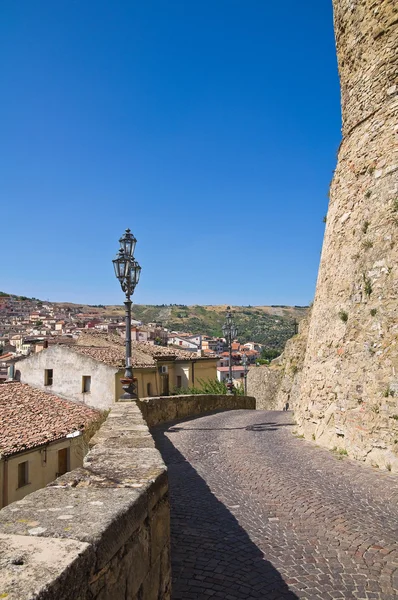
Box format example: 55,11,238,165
113,229,141,401
222,306,238,395
241,352,249,396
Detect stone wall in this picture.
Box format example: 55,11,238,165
246,314,310,411
138,394,256,427
0,393,256,599
247,366,283,410
295,0,398,470
0,403,171,600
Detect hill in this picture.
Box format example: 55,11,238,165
0,292,308,351
57,302,308,351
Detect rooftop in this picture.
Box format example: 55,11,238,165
75,331,211,363
0,382,100,457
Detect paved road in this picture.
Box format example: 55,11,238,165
152,410,398,600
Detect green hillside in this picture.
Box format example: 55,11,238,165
130,304,308,351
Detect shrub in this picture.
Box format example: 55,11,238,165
370,308,377,316
172,378,244,396
362,221,370,234
363,274,372,297
339,310,348,323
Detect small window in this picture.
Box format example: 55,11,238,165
44,369,53,386
18,461,29,488
147,382,152,396
82,375,91,393
57,448,69,477
176,375,182,388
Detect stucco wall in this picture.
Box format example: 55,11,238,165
138,394,256,427
17,346,118,410
1,437,85,509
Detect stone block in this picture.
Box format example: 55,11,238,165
150,497,170,564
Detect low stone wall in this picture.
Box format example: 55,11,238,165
0,394,256,599
138,394,256,426
0,403,171,600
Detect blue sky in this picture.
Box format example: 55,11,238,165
1,1,340,306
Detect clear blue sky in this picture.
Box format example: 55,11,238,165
1,1,340,306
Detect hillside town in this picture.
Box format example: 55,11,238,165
0,293,263,388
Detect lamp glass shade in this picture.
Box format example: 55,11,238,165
119,229,136,258
113,252,129,281
130,260,141,287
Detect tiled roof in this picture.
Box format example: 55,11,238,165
0,382,100,457
73,345,155,368
75,331,206,363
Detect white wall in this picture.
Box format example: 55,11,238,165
17,346,117,410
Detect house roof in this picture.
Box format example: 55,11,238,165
0,382,100,458
217,366,245,372
74,331,212,364
73,345,155,368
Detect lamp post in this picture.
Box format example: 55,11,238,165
222,306,238,395
112,229,141,401
241,352,249,396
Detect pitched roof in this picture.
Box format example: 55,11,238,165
73,345,155,368
0,382,100,457
75,331,205,363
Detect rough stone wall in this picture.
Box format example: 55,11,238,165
295,0,398,470
247,365,283,410
275,314,311,410
0,403,171,600
138,394,256,427
246,314,310,410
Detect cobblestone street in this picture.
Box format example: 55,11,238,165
152,410,398,600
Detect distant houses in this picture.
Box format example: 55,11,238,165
17,333,218,407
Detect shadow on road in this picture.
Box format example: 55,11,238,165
152,421,299,600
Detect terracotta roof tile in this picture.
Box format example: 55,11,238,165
75,331,206,363
0,382,100,457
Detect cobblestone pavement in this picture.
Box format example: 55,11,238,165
152,410,398,600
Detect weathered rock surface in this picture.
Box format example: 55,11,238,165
247,314,310,411
295,0,398,470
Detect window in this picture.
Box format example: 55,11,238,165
147,382,152,396
18,461,29,488
44,369,53,386
82,375,91,393
57,448,70,477
176,375,182,388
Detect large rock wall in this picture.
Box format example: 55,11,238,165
247,365,283,410
296,0,398,470
246,314,310,411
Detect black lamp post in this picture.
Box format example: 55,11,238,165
222,306,238,395
113,229,141,401
241,352,249,396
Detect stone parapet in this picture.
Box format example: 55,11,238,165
138,394,256,427
0,402,171,600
